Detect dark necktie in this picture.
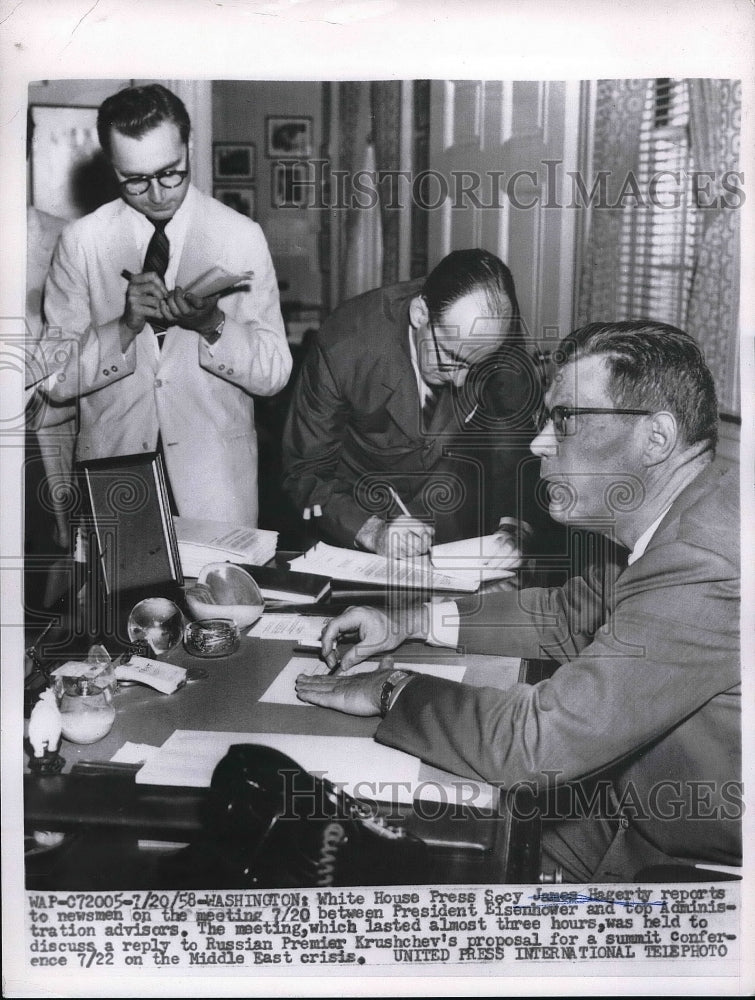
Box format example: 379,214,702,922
143,219,170,336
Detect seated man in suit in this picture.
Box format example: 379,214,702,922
296,320,741,882
38,84,292,527
281,249,545,560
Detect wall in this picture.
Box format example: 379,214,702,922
212,80,323,308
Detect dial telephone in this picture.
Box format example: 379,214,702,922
160,743,429,888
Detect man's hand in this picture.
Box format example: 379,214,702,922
158,288,223,338
320,605,427,670
295,666,394,716
122,271,170,347
356,515,434,558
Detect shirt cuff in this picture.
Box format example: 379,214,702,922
426,601,460,647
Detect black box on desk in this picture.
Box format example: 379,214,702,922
78,452,184,651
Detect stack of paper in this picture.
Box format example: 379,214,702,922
174,517,277,578
289,542,479,592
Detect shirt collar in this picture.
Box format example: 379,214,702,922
124,182,196,241
627,506,672,565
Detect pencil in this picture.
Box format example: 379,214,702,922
121,269,133,281
389,487,411,518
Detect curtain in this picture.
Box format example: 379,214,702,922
338,82,384,302
686,79,742,413
576,79,651,326
371,81,401,286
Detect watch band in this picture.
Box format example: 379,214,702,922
379,669,413,718
203,315,225,344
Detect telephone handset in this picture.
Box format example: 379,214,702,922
190,743,429,888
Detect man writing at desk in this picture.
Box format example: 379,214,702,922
282,249,543,559
39,84,291,526
296,321,741,882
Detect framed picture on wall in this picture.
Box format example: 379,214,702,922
213,142,256,182
272,162,309,208
266,116,312,157
214,185,256,219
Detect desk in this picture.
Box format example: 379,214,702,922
24,636,541,889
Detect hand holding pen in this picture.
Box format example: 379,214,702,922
374,487,434,558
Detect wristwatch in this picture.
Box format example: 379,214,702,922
203,315,225,345
379,669,414,717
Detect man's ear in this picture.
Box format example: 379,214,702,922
642,411,678,466
408,295,430,330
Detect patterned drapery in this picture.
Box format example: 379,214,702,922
575,79,651,327
686,79,742,413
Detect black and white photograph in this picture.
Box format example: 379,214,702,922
266,115,313,158
213,142,256,182
1,2,753,999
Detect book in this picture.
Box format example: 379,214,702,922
184,265,253,298
173,517,278,578
239,564,331,605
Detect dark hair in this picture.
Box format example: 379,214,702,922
97,84,191,159
557,320,719,451
422,249,521,337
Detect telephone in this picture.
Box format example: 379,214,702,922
160,743,429,888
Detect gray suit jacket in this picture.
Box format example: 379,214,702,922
378,462,741,866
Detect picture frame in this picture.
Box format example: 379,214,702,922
213,185,256,219
212,142,256,182
272,161,309,208
266,115,313,157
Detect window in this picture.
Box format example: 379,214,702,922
615,78,700,325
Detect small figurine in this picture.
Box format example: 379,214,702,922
27,688,65,774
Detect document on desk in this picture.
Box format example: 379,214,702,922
289,541,479,592
134,729,495,806
246,613,330,645
430,533,520,584
259,656,467,706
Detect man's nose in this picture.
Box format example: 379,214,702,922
147,178,167,201
530,422,558,458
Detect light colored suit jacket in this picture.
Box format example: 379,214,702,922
378,462,741,868
42,186,291,526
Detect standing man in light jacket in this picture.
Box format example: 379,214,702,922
40,84,291,526
296,321,741,882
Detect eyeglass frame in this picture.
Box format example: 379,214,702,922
116,153,190,196
533,404,654,440
426,306,506,374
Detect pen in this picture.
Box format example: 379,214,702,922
389,487,411,518
121,269,134,281
324,649,341,675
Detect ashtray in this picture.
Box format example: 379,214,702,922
184,618,240,658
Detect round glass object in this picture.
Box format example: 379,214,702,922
127,597,185,657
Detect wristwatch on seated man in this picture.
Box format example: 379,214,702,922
379,669,415,717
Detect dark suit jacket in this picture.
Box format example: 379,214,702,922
281,280,544,547
378,462,741,868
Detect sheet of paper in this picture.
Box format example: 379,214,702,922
259,656,467,707
431,532,520,583
289,541,479,592
246,613,330,643
110,742,161,765
135,729,435,804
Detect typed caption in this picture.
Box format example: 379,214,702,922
25,881,740,974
